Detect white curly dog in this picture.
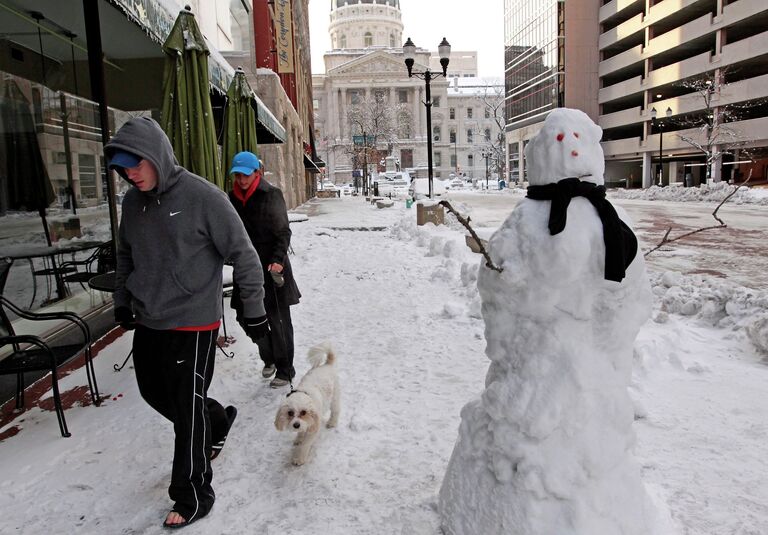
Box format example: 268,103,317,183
274,342,340,465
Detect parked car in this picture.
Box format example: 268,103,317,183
409,177,446,200
376,172,410,198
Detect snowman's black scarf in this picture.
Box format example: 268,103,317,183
526,177,638,282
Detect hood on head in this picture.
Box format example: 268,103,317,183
104,117,179,194
524,108,605,187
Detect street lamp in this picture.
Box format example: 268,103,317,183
481,148,491,190
403,36,450,199
651,106,672,186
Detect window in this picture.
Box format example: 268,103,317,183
340,34,347,48
313,99,320,110
390,33,395,47
467,108,473,119
432,96,440,107
450,154,457,168
364,32,373,47
449,107,455,119
54,151,68,164
466,129,473,143
374,89,386,103
485,108,491,119
398,90,408,103
434,152,442,166
432,126,441,142
228,0,251,52
400,149,413,169
79,153,98,199
350,90,361,104
485,128,491,142
449,130,456,143
468,154,474,167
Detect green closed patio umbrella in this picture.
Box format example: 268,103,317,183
160,6,223,189
221,67,259,192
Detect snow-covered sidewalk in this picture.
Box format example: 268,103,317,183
0,196,767,534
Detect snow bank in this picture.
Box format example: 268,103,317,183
649,271,768,355
610,182,768,205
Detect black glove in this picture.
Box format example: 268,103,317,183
243,315,270,341
114,306,137,330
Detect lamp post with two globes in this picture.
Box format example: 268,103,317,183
403,37,450,199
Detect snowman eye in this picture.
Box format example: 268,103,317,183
573,132,580,138
556,133,564,142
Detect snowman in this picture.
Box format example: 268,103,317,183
439,109,657,535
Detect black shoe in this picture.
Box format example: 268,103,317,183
210,406,237,460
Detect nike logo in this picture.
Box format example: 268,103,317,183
170,211,182,217
176,360,185,364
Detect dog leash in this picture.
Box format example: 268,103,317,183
286,385,307,398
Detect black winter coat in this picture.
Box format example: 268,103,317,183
229,179,300,311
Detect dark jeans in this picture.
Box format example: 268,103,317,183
258,302,295,381
132,326,229,521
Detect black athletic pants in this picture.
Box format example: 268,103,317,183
132,326,228,521
257,301,295,381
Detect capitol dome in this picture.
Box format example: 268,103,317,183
329,0,404,50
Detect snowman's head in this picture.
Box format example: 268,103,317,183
524,108,604,186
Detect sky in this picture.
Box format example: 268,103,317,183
308,0,505,77
1,188,768,533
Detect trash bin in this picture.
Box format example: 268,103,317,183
405,197,413,209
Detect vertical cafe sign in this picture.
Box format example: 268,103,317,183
274,0,295,73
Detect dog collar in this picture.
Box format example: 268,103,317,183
286,387,307,398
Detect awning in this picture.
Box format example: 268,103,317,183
104,0,231,94
303,155,324,174
0,0,286,139
254,98,286,144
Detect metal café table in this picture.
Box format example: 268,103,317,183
87,271,133,372
0,240,104,304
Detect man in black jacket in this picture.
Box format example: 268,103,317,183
228,151,301,388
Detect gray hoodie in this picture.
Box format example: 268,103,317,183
105,117,265,329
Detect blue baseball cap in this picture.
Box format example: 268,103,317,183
109,150,142,170
229,151,261,175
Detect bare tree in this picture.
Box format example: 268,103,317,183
673,68,764,182
340,94,412,193
474,82,506,180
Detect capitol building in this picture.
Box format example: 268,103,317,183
312,0,504,184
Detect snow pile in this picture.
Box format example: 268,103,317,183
610,182,768,205
650,270,768,355
439,109,658,535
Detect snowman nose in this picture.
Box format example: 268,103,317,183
571,150,579,157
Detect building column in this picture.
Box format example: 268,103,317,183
642,151,653,188
334,88,344,141
413,88,421,139
711,145,722,183
669,161,681,185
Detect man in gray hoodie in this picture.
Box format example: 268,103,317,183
105,117,269,529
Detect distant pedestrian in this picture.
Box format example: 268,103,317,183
106,118,269,529
228,151,301,388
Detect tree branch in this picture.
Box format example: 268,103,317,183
644,169,752,256
438,200,503,272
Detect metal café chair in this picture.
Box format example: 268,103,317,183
0,258,100,437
